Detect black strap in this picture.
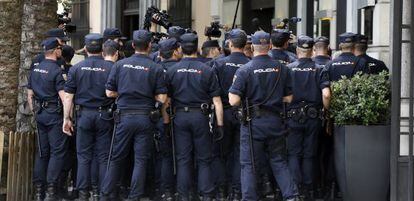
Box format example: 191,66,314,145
118,109,150,115
248,64,282,109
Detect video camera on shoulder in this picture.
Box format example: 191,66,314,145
277,17,301,30
58,9,76,33
144,6,172,30
204,21,224,38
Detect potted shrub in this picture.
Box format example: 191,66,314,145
330,71,390,201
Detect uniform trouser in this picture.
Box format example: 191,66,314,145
174,111,215,199
33,110,68,186
155,120,175,193
211,108,241,191
75,110,113,191
240,114,298,200
287,119,321,186
101,113,153,199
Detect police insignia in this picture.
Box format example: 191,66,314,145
302,44,309,48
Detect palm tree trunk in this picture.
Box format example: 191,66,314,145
16,0,58,132
0,0,24,134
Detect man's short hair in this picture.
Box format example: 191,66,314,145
86,46,102,54
355,43,368,52
339,42,355,51
230,38,247,49
252,44,270,53
103,46,118,57
182,45,198,55
160,49,174,59
201,47,218,57
133,40,150,52
314,42,329,51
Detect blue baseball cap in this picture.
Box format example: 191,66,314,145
85,33,103,47
46,28,69,41
159,38,179,52
202,40,220,49
180,33,198,47
42,37,60,51
227,29,247,41
356,34,368,44
271,29,290,43
339,32,357,43
297,35,314,49
168,26,186,40
133,29,152,43
314,36,329,45
103,28,126,40
251,31,270,45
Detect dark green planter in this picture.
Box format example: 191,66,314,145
334,125,390,201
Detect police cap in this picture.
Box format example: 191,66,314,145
339,32,357,43
103,28,126,40
85,33,104,48
46,28,69,42
227,29,248,41
271,29,290,43
297,35,314,49
251,31,270,45
356,34,369,44
246,35,252,44
159,38,179,52
314,36,329,45
133,29,152,44
168,26,186,40
180,33,198,47
202,40,220,49
42,37,60,51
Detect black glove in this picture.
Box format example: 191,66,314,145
164,123,171,137
214,126,224,142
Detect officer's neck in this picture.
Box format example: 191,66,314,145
135,51,149,56
183,53,198,58
314,50,329,57
272,47,284,50
45,54,57,61
253,52,269,57
354,50,365,56
230,47,244,53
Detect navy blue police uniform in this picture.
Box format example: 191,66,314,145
211,29,250,199
324,32,368,81
101,30,168,200
269,29,296,65
30,29,69,70
28,38,68,193
286,36,330,196
355,34,388,74
229,31,299,201
313,36,331,68
165,33,220,200
153,38,181,197
64,34,115,197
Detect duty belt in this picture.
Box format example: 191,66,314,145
76,105,114,112
174,103,211,114
250,106,283,118
287,105,323,119
117,109,151,115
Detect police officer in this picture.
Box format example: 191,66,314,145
150,38,182,201
103,39,120,63
62,34,114,201
228,31,300,201
159,38,182,69
103,28,127,60
211,28,250,201
27,37,68,201
200,40,221,63
354,34,388,74
313,36,331,67
165,33,224,201
244,35,253,59
101,29,168,201
30,28,69,70
324,32,368,81
286,36,331,201
270,29,297,64
151,26,186,62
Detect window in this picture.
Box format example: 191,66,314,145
168,0,192,29
360,6,374,44
70,0,90,50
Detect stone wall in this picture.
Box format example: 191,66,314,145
15,0,58,132
0,1,23,134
